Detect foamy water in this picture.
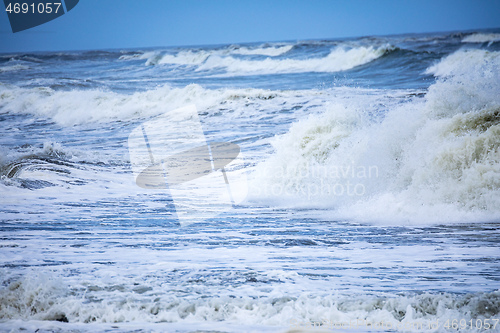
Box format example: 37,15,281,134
1,29,499,332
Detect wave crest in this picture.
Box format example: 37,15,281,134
251,49,500,223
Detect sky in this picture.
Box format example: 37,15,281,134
0,0,499,53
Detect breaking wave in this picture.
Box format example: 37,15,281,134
0,83,288,126
425,49,500,77
251,48,500,223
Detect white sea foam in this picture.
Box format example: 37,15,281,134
0,271,497,331
462,33,500,44
251,49,500,223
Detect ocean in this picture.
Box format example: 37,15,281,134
0,29,500,332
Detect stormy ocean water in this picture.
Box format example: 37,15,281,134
0,29,500,332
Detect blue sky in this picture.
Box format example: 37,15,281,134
1,0,499,53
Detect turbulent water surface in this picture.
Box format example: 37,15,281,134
1,30,500,332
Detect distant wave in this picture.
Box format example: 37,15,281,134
198,45,394,75
123,44,393,74
251,48,500,223
119,45,294,66
462,33,500,44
